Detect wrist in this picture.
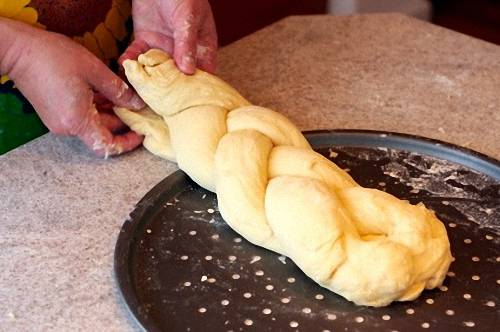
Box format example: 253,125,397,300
0,17,36,78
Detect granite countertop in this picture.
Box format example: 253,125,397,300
1,14,499,331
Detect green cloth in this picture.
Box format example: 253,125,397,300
0,83,48,154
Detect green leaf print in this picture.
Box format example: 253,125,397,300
0,92,48,154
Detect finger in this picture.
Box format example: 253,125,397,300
93,92,114,113
99,112,128,133
78,114,143,158
130,32,175,57
87,63,145,110
101,131,144,157
118,39,150,65
196,13,218,73
91,131,144,158
195,43,216,73
172,14,200,74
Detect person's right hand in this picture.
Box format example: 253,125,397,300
1,18,145,157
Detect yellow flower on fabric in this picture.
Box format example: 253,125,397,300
0,75,9,84
73,0,131,63
0,0,43,83
1,0,130,80
0,0,38,26
114,0,132,20
95,23,119,59
105,5,127,41
83,32,105,60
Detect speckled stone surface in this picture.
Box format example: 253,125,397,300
218,14,500,159
0,14,499,331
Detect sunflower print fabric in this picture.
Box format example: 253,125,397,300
0,0,132,154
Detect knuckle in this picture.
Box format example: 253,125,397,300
59,117,79,134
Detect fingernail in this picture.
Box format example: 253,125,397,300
104,143,123,159
130,94,145,110
181,54,195,73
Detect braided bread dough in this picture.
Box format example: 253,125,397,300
115,49,452,307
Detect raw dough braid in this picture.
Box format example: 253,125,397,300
115,49,452,307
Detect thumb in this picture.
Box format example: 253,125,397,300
77,107,143,158
87,64,145,110
173,15,200,74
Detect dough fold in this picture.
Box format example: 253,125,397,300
115,49,452,307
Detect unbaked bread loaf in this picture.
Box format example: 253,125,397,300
115,49,452,307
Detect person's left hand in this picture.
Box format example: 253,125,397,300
120,0,217,74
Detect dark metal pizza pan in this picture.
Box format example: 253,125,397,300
115,130,500,332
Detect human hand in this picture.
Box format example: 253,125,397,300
2,19,145,157
120,0,217,74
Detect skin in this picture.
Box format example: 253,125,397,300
120,0,218,74
0,0,217,157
